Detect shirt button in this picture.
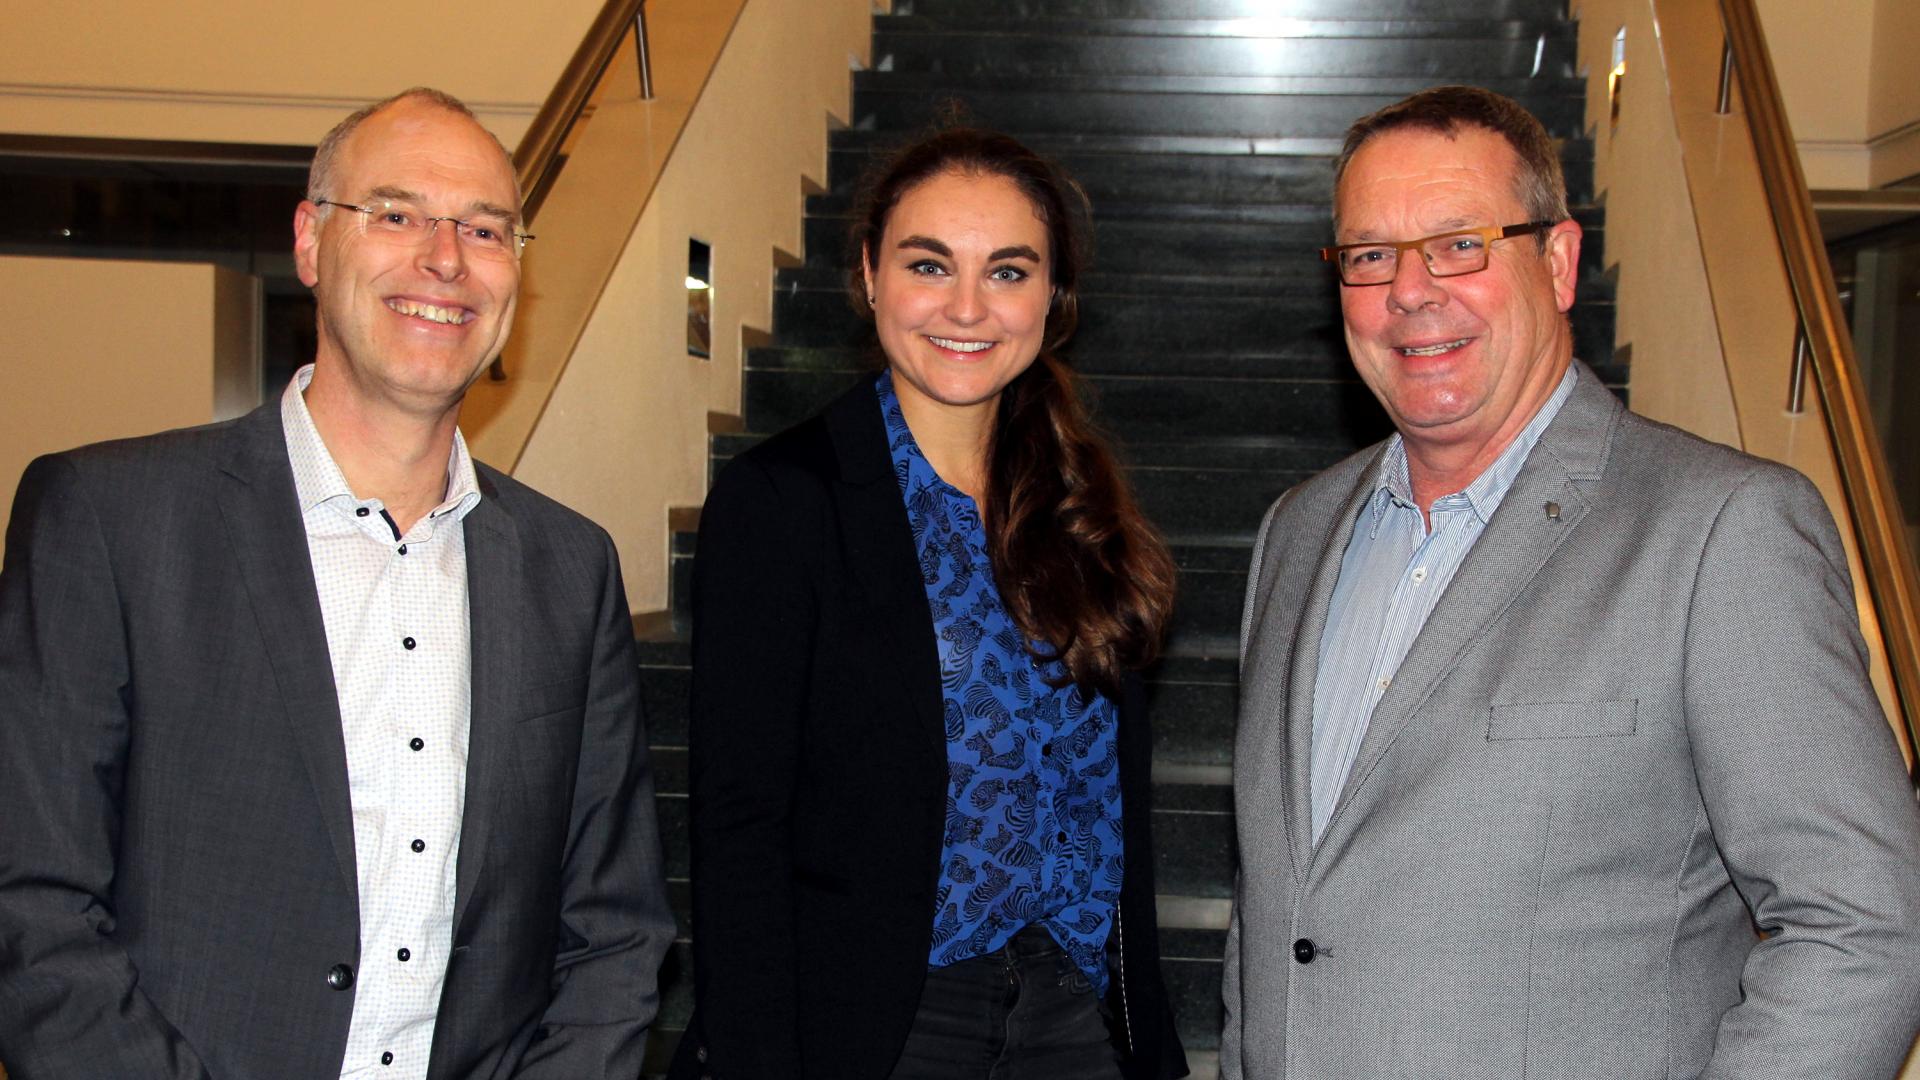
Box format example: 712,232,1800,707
397,947,410,962
1293,937,1318,964
1056,831,1068,843
402,637,416,650
1411,567,1428,583
1377,676,1391,690
397,544,408,556
411,839,425,853
381,1051,393,1066
1041,744,1052,757
355,507,370,518
409,737,424,751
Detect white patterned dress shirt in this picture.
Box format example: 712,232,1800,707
1310,364,1577,843
281,365,482,1078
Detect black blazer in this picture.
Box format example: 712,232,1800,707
0,402,675,1079
672,376,1188,1080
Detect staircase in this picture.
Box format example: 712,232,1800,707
639,0,1616,1072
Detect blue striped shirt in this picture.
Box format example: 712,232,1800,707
1310,365,1578,843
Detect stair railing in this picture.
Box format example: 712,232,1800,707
1715,0,1920,783
488,0,652,382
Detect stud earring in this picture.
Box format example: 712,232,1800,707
867,294,876,307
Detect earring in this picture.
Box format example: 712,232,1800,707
867,294,876,307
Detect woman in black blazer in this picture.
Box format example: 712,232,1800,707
671,128,1188,1080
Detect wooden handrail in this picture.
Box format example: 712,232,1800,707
514,0,647,211
1719,0,1920,781
490,0,649,381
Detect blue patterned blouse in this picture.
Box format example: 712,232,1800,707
877,372,1125,992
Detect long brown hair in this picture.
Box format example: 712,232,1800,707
847,127,1176,695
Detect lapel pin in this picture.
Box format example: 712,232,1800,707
1545,501,1561,521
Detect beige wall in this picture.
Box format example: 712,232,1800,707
0,256,257,557
1572,0,1741,447
0,0,604,148
511,0,883,614
1757,0,1920,188
1867,0,1920,185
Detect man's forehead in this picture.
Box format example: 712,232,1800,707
333,101,519,210
1335,127,1524,233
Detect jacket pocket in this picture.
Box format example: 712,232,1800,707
1486,698,1638,740
518,675,588,723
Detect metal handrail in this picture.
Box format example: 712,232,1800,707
1718,0,1920,777
491,0,652,380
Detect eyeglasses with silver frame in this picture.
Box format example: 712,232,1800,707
312,197,535,260
1320,220,1555,286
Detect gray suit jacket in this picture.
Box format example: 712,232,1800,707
0,402,674,1079
1222,365,1920,1080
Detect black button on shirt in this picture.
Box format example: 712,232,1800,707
355,507,370,518
381,1051,393,1065
397,947,410,962
409,737,424,751
402,637,416,651
411,839,425,853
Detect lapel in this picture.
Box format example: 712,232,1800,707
823,376,948,772
212,404,359,901
1262,453,1388,885
1313,365,1623,861
452,476,522,932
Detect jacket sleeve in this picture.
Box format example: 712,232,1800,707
681,456,816,1075
1686,467,1920,1078
512,529,677,1079
0,455,214,1079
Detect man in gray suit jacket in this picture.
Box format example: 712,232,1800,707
1223,85,1920,1079
0,88,673,1078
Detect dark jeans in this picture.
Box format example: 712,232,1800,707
888,924,1123,1080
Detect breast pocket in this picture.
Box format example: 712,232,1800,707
1486,698,1638,741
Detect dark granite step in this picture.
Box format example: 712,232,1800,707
1146,654,1241,767
878,14,1574,40
900,0,1569,18
872,31,1579,84
857,83,1585,143
826,134,1597,209
1159,925,1228,1050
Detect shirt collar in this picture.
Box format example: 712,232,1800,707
280,363,483,522
1365,363,1579,532
876,369,969,505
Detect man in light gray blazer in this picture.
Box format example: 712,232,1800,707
0,88,673,1078
1223,85,1920,1080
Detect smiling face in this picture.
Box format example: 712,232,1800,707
293,98,521,422
1334,125,1581,471
863,169,1053,430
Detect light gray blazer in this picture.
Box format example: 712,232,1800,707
1222,364,1920,1080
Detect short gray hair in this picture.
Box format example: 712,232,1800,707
1332,85,1569,245
306,87,516,207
